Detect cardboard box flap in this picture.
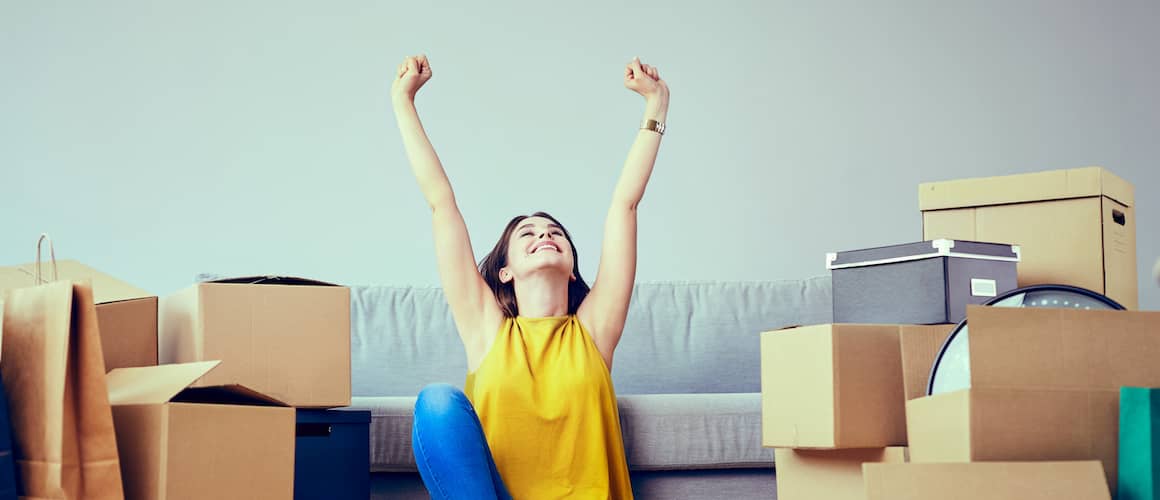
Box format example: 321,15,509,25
207,275,340,287
107,360,222,405
173,384,289,407
966,306,1160,391
1,260,152,304
919,166,1134,211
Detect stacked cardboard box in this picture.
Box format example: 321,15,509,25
143,276,355,499
760,323,951,499
903,166,1143,497
106,361,296,498
906,306,1160,495
763,166,1140,498
0,260,157,370
919,166,1137,309
158,276,351,408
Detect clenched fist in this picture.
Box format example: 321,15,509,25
392,54,432,102
624,57,669,102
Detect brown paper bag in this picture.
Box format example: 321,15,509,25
0,239,123,499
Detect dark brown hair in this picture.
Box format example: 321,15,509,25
479,211,590,318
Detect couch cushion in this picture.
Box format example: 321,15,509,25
353,396,417,472
348,279,832,397
619,393,771,470
613,279,832,394
353,392,772,472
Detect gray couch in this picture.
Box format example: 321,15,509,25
349,278,834,499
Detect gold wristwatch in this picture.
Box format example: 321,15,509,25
641,119,666,135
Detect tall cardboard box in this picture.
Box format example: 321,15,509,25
906,306,1160,490
0,260,157,370
106,361,295,499
863,461,1111,500
761,324,909,448
919,166,1137,309
159,277,351,408
775,447,907,500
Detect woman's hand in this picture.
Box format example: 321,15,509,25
391,54,433,103
624,57,669,103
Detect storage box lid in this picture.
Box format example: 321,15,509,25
107,360,288,407
296,408,372,424
207,276,341,287
918,166,1133,211
827,239,1020,270
0,260,153,304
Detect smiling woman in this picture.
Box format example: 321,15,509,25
390,54,666,499
478,212,589,321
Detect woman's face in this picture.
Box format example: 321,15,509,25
501,216,575,283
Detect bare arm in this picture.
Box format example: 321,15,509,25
391,55,500,352
579,58,670,364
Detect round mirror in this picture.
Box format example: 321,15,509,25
926,284,1125,396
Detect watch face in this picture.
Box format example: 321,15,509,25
926,284,1125,396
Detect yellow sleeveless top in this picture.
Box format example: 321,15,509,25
464,315,634,499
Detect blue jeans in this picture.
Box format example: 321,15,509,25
412,383,512,500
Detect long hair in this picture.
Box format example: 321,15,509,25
478,211,590,318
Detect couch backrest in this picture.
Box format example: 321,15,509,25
351,278,833,397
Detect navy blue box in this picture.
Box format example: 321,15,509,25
295,409,371,500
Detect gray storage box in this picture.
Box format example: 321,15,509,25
827,239,1020,324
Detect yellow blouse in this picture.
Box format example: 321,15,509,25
464,315,633,499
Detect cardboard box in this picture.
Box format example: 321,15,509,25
761,324,907,448
159,277,351,408
775,447,907,500
919,166,1137,309
906,306,1160,490
106,361,295,499
907,387,1119,485
0,260,157,370
898,324,954,400
863,461,1111,500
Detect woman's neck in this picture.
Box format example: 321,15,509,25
512,272,570,318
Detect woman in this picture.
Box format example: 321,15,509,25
391,53,668,500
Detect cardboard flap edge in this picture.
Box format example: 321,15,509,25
107,360,222,405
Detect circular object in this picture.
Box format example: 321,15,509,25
926,284,1125,396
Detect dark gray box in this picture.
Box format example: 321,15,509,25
827,239,1020,324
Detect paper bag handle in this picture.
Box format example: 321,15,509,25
35,233,59,284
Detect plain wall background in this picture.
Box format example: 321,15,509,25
3,1,1157,309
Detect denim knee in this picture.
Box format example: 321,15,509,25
414,383,468,422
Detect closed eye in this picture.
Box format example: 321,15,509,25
520,231,533,237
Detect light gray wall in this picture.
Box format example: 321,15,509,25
3,1,1157,309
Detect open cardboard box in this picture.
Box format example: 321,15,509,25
863,461,1110,500
906,306,1160,491
159,276,351,408
0,260,157,370
919,166,1137,308
763,324,935,448
107,360,295,499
